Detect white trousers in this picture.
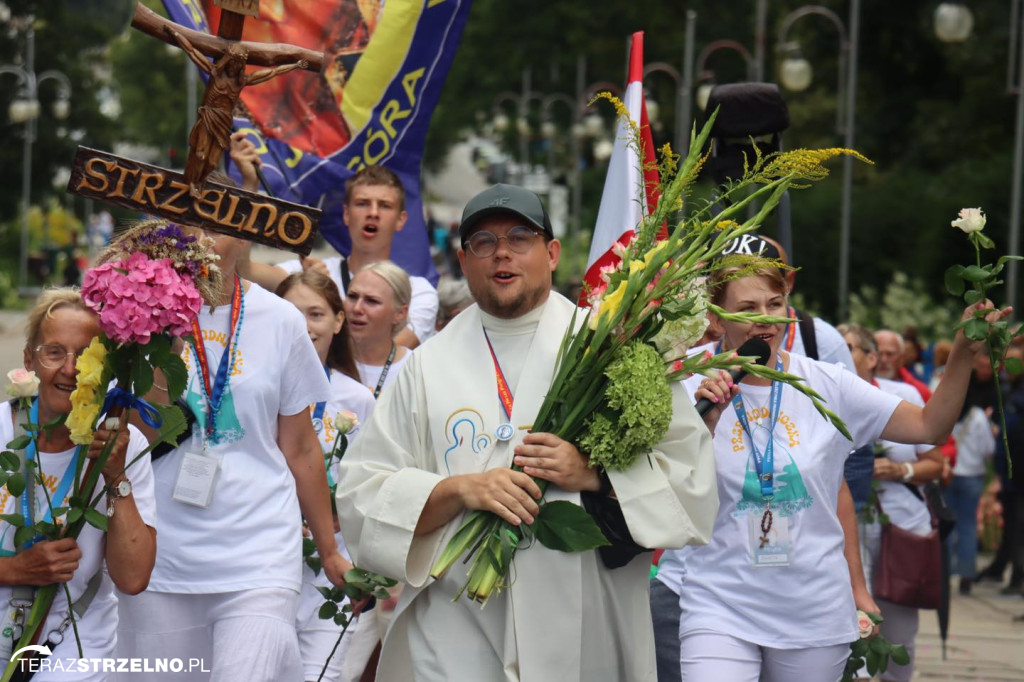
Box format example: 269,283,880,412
679,630,848,682
116,588,302,682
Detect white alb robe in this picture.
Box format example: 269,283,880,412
336,293,718,682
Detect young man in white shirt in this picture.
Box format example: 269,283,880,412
231,133,438,348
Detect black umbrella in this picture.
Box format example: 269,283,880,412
925,481,956,659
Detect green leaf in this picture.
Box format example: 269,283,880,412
944,265,965,296
343,583,366,600
146,334,171,366
13,526,34,549
304,556,322,576
315,585,333,600
869,637,890,655
890,644,910,666
333,612,349,626
318,601,338,619
6,472,26,497
65,507,82,525
131,349,154,397
68,495,87,509
865,648,881,675
964,318,989,341
964,289,983,305
1006,357,1024,374
0,513,25,527
531,500,610,552
7,435,31,450
850,638,869,656
151,404,189,447
84,508,108,532
0,451,19,470
977,232,996,250
161,355,189,401
961,265,991,283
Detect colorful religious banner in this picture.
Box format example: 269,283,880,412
162,0,473,282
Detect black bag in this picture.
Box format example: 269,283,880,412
580,472,649,570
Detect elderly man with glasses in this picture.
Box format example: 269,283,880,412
336,184,718,682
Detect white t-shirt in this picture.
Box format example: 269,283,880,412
149,283,331,594
356,351,412,400
279,256,439,344
952,406,996,477
665,353,902,648
872,378,933,532
0,402,155,664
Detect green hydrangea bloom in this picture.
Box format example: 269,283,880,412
579,341,673,471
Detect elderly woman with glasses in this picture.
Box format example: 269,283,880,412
0,288,156,681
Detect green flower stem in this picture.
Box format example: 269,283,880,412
61,582,82,658
315,618,354,682
991,346,1014,478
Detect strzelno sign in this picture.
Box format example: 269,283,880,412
68,147,320,255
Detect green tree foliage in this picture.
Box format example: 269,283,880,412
427,0,1019,325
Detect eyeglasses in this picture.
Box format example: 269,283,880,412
465,226,543,258
34,344,84,370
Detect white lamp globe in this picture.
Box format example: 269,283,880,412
780,57,813,92
934,3,974,43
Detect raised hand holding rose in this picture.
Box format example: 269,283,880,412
945,207,1023,475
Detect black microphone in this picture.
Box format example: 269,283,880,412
694,338,772,417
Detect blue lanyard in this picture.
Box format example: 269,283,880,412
312,365,331,423
21,399,82,546
190,275,244,442
731,356,784,499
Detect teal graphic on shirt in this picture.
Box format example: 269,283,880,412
186,373,245,445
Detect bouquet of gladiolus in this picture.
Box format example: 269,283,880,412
0,221,219,679
945,207,1023,476
842,610,909,680
430,101,859,605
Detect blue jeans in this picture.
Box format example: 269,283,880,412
946,475,986,578
650,579,682,682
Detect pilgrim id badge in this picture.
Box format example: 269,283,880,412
747,513,791,567
172,430,221,508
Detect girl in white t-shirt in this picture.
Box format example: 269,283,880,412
345,262,413,399
1,289,157,682
276,270,376,682
117,227,346,681
682,265,1007,681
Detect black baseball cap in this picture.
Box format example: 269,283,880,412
459,184,554,243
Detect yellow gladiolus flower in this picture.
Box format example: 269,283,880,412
599,280,628,326
67,402,100,445
75,338,107,387
629,260,645,276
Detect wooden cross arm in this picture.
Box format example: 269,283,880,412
132,3,324,73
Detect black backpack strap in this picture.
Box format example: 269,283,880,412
795,308,818,360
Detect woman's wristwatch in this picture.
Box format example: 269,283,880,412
106,478,133,517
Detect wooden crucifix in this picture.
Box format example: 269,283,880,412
131,1,324,196
65,2,327,255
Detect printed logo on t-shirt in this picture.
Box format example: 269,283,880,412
730,410,814,518
182,342,246,445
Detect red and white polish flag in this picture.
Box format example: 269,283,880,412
582,30,661,302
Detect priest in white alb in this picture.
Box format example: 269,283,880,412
336,184,718,682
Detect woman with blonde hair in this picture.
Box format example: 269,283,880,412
344,260,413,398
2,288,156,681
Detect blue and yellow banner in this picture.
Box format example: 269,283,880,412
161,0,472,281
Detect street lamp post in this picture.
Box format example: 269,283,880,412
694,40,756,112
777,3,860,320
1,16,72,292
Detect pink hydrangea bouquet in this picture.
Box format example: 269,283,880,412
82,252,202,345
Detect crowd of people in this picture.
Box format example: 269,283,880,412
0,172,1018,682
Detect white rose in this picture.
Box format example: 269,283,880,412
5,369,39,399
856,610,875,639
336,410,359,433
951,207,986,234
